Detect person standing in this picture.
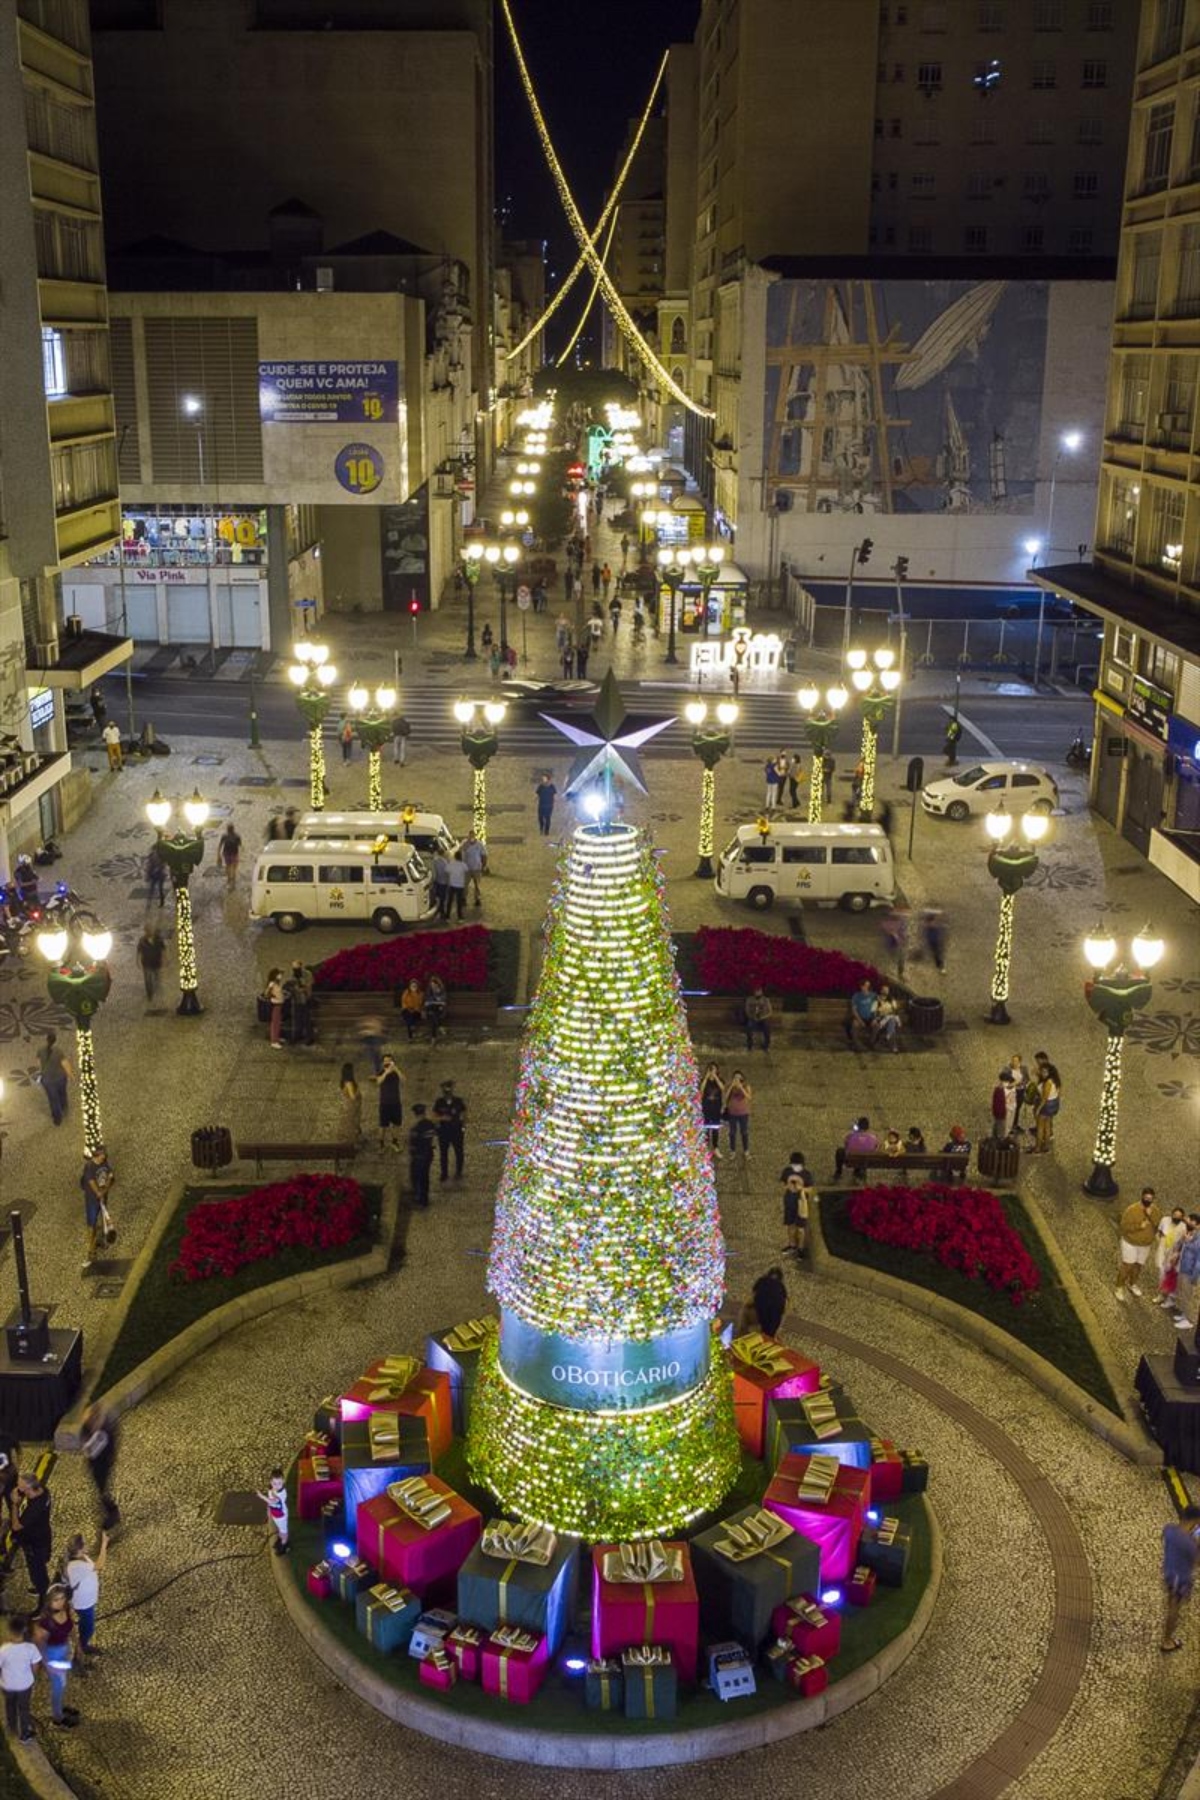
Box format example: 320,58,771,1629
338,1063,363,1147
102,720,122,772
1174,1217,1200,1328
763,755,781,812
264,968,285,1049
255,1469,289,1556
700,1062,725,1160
575,638,591,679
340,718,354,762
1154,1205,1189,1308
555,614,570,657
787,755,805,810
462,832,486,906
724,1070,752,1158
431,849,450,920
433,1080,467,1181
743,986,772,1051
561,635,576,679
1161,1506,1200,1653
80,1403,120,1530
391,713,410,766
591,561,602,597
375,1053,404,1152
145,843,168,908
35,1032,71,1127
1115,1187,1163,1301
1031,1060,1061,1154
408,1103,437,1208
444,848,467,920
12,1472,52,1607
65,1532,107,1661
34,1587,79,1730
781,1170,812,1260
1001,1052,1031,1138
286,959,314,1045
136,926,165,1003
944,716,962,765
535,774,557,837
79,1146,114,1273
0,1615,40,1742
217,824,242,890
601,562,613,600
991,1073,1017,1140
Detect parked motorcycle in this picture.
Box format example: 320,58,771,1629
1066,733,1092,770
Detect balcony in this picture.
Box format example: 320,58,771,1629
26,620,133,689
0,751,72,823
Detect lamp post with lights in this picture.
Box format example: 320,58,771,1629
454,699,507,844
348,681,397,812
287,640,338,811
145,787,210,1015
846,648,901,817
656,546,689,666
983,806,1050,1026
460,542,484,660
37,908,113,1156
796,683,849,822
685,698,739,877
692,542,726,638
1080,925,1165,1198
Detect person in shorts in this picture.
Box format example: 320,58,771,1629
1116,1187,1162,1302
781,1166,812,1260
1162,1505,1200,1653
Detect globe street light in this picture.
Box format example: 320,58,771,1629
686,698,739,877
460,541,484,661
288,641,338,810
454,698,506,844
797,683,849,822
847,647,902,817
657,546,690,666
1080,924,1165,1198
983,806,1050,1026
348,681,398,812
145,786,210,1015
37,906,113,1156
692,543,726,638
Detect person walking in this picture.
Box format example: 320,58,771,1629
462,831,486,906
34,1587,79,1730
561,636,576,679
1031,1060,1062,1154
601,562,613,600
881,905,909,979
356,1013,385,1076
12,1472,52,1607
65,1532,107,1662
145,843,168,908
264,968,285,1049
944,716,962,765
738,1265,788,1338
399,977,425,1042
1116,1187,1163,1301
340,718,354,762
1161,1506,1200,1653
1154,1205,1189,1309
0,1615,40,1743
444,847,467,920
919,905,948,973
575,639,591,679
608,594,622,635
620,532,630,568
35,1032,71,1127
408,1104,437,1208
743,986,773,1051
433,1080,466,1181
79,1146,114,1274
136,925,165,1003
338,1063,363,1147
535,773,557,837
591,561,602,597
724,1070,752,1159
700,1062,725,1160
763,755,782,812
217,824,242,890
101,720,122,772
80,1403,120,1530
431,849,450,920
391,713,411,766
286,959,314,1045
375,1053,404,1152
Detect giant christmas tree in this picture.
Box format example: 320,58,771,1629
467,816,740,1539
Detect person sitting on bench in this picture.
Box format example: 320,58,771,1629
834,1116,878,1179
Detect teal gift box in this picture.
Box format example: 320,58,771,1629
901,1450,929,1493
621,1648,677,1721
331,1556,373,1603
690,1506,821,1650
425,1318,493,1434
765,1386,872,1474
858,1517,912,1586
355,1581,421,1652
584,1658,624,1712
456,1527,580,1656
339,1416,431,1517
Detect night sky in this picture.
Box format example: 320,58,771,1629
495,0,700,355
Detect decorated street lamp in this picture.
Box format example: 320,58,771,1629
348,681,398,812
454,698,507,844
288,640,338,811
1080,924,1165,1198
460,541,484,660
983,806,1050,1026
796,682,849,822
692,542,726,638
847,647,902,817
145,787,210,1016
656,546,691,667
685,699,739,877
37,907,112,1156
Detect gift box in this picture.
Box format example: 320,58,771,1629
425,1317,493,1434
419,1647,458,1691
709,1641,757,1702
848,1565,876,1607
621,1647,678,1721
869,1439,905,1505
298,1452,344,1522
591,1540,700,1681
340,1358,452,1463
585,1658,624,1712
356,1476,482,1595
770,1593,842,1662
446,1623,486,1683
785,1652,828,1698
307,1560,333,1601
355,1581,421,1652
340,1415,432,1517
480,1626,548,1705
689,1505,821,1650
764,1452,870,1585
765,1386,872,1473
313,1395,341,1445
458,1520,579,1656
901,1450,929,1494
763,1637,794,1683
303,1429,334,1456
858,1517,912,1587
331,1556,374,1603
409,1608,458,1660
729,1333,822,1459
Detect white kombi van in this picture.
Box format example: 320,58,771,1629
714,821,895,912
250,840,436,934
294,810,457,857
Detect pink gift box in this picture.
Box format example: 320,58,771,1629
306,1562,333,1600
869,1439,904,1505
730,1339,822,1459
786,1652,828,1697
446,1623,486,1683
770,1594,842,1662
298,1453,344,1521
481,1630,548,1704
848,1566,876,1607
419,1652,458,1692
591,1543,700,1682
764,1453,870,1585
356,1479,482,1594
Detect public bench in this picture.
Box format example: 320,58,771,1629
684,993,861,1038
236,1141,359,1176
841,1149,972,1184
310,991,502,1031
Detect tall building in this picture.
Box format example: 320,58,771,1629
1033,0,1200,900
0,0,130,866
598,117,666,377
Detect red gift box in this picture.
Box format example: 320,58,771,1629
446,1623,486,1682
307,1561,334,1600
591,1543,700,1682
848,1565,876,1607
770,1594,842,1662
298,1452,344,1521
418,1648,458,1692
341,1360,453,1462
730,1334,821,1459
356,1477,482,1594
785,1652,828,1697
481,1628,548,1704
764,1452,870,1585
869,1438,904,1505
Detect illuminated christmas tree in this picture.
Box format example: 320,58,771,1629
467,727,739,1535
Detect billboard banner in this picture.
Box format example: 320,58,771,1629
258,360,399,425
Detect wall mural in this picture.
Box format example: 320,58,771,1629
762,279,1049,516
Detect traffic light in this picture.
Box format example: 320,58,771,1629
894,556,909,580
408,594,421,616
858,537,873,566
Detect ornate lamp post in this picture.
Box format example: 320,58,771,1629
146,787,210,1015
288,640,338,811
685,698,739,877
630,482,656,550
37,908,112,1156
460,542,484,660
656,546,690,666
454,699,506,844
983,806,1050,1026
796,682,849,822
847,647,901,817
348,681,397,812
1081,924,1165,1198
692,542,726,637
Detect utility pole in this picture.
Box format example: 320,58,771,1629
891,555,908,759
841,536,873,656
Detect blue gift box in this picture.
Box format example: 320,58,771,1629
765,1386,872,1473
339,1417,431,1519
456,1529,580,1657
425,1318,493,1435
355,1582,421,1652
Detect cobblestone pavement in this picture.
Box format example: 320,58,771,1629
0,490,1196,1793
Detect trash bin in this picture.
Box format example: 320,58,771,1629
906,995,944,1033
191,1125,233,1173
977,1137,1020,1183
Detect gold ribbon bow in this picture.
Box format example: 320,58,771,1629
367,1414,406,1460
312,1560,331,1578
362,1355,420,1400
874,1517,900,1545
491,1625,539,1653
450,1625,484,1649
601,1540,683,1585
444,1318,491,1353
426,1647,454,1672
307,1455,330,1481
791,1452,840,1505
789,1654,825,1679
587,1658,619,1674
786,1597,828,1629
367,1583,413,1612
801,1393,842,1440
731,1332,795,1377
387,1476,453,1530
622,1645,671,1667
481,1517,557,1566
714,1508,793,1563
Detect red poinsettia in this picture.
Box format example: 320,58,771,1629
312,924,490,993
846,1181,1041,1305
694,926,882,998
170,1173,369,1283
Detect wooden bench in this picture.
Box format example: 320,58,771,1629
313,991,502,1031
841,1149,972,1183
236,1141,359,1176
685,993,854,1038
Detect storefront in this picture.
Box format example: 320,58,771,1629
1090,674,1173,855
674,564,750,637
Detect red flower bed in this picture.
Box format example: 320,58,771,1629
694,926,882,997
847,1182,1041,1306
312,924,490,992
170,1174,369,1283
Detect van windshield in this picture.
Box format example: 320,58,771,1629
719,837,741,862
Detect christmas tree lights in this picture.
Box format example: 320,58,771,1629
77,1023,103,1158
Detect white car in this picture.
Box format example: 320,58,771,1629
921,761,1059,822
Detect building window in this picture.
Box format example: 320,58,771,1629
1023,225,1045,252
971,113,996,145
1143,641,1180,687
1112,625,1136,667
888,171,899,190
1161,355,1196,446
1142,103,1175,194
914,117,941,145
967,173,996,200
889,117,902,136
908,225,933,252
1149,485,1187,571
1170,223,1200,314
1105,477,1140,560
1033,0,1062,25
1024,172,1051,199
894,63,905,80
1153,0,1185,64
883,226,896,246
1126,229,1162,317
1029,119,1055,144
1081,59,1107,87
917,61,943,91
871,172,881,195
1069,228,1094,253
1073,171,1099,198
964,225,989,253
1031,60,1057,88
912,172,937,195
977,1,1004,28
1085,1,1113,26
1078,118,1102,145
920,2,947,27
41,327,66,399
1187,97,1200,182
1113,354,1151,437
